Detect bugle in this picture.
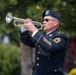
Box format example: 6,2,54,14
6,12,43,30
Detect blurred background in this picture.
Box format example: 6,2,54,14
0,0,76,75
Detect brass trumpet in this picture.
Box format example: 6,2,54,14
6,12,43,30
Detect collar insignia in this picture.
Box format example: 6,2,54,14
49,34,52,36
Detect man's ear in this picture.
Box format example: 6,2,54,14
54,20,59,26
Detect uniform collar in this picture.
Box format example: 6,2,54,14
46,28,58,35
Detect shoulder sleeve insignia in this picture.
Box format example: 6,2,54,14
53,37,61,43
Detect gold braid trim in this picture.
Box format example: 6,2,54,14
43,37,52,46
35,34,43,45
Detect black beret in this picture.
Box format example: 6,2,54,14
42,10,61,21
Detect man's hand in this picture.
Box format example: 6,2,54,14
23,22,38,33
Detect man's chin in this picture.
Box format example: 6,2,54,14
43,28,47,31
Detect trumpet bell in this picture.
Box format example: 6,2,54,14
6,12,13,23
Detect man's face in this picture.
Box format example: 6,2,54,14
42,16,58,32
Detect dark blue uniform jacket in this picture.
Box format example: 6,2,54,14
20,29,68,75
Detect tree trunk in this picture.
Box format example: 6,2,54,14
20,42,35,75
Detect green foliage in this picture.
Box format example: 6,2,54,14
0,0,76,44
0,44,20,75
26,3,44,22
8,0,18,5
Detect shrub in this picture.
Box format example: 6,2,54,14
0,44,20,75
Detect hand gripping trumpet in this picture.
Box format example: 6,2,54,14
6,12,44,30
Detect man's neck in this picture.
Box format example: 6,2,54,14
46,29,55,34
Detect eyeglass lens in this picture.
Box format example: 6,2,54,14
43,19,49,22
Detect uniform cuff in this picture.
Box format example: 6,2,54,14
20,26,27,33
32,30,38,37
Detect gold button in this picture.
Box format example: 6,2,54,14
37,57,39,60
38,45,40,47
55,70,57,72
37,63,39,66
38,51,40,54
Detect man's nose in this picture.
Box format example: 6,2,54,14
43,20,46,24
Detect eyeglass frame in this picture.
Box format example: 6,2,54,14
43,18,56,22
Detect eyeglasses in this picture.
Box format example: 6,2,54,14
43,19,55,22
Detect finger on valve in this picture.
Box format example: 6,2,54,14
24,18,32,23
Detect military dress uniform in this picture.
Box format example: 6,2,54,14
20,28,68,75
